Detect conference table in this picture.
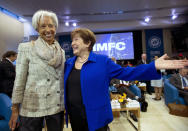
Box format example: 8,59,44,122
112,106,141,131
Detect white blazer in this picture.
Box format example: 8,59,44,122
12,41,65,117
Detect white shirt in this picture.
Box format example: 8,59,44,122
142,59,146,64
179,74,188,89
6,58,13,64
120,80,129,85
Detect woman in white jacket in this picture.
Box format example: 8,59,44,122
9,10,65,131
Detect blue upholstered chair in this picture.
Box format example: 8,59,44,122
164,79,186,105
0,93,12,131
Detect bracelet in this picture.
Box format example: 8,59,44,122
11,106,18,110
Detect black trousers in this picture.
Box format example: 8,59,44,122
145,81,152,93
18,111,64,131
69,114,108,131
68,107,108,131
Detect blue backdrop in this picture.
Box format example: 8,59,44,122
58,35,73,59
145,29,164,62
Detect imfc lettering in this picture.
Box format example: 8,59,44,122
93,42,126,51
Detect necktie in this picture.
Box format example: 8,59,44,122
182,77,187,87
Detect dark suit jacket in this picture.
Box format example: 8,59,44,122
0,59,15,97
137,59,149,65
137,59,151,86
169,73,188,91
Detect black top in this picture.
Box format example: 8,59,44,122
67,66,82,107
66,66,86,118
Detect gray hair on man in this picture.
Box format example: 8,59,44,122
32,10,58,31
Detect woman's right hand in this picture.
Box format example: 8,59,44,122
9,108,19,131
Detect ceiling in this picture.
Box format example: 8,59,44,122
0,0,188,31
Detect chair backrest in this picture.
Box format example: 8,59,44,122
163,74,171,80
164,79,179,105
0,93,12,120
164,79,178,92
164,78,187,105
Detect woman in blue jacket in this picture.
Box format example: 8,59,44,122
64,28,188,131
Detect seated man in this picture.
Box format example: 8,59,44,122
110,78,140,101
110,78,145,121
169,68,188,105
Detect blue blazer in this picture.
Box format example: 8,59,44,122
64,52,161,131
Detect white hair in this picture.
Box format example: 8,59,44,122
32,10,58,31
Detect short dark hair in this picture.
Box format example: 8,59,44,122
2,51,17,59
71,28,96,52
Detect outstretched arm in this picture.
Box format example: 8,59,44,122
155,54,188,70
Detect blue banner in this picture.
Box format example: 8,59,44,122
58,35,73,59
145,29,164,62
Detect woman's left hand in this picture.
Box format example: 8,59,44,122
155,54,188,70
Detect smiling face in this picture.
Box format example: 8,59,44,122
38,16,56,44
71,34,90,56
